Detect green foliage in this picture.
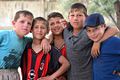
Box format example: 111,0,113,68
56,0,80,19
88,0,116,16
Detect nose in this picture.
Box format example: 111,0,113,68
54,23,59,28
90,32,96,36
23,22,29,28
73,15,78,21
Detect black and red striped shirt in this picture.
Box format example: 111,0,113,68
20,42,61,80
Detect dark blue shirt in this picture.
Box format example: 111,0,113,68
93,37,120,80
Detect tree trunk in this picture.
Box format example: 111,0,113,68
114,0,120,36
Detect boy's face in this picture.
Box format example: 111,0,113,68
48,17,64,36
12,14,33,38
68,10,86,29
86,25,105,42
31,21,48,40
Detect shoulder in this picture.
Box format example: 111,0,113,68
23,36,32,43
50,46,60,53
49,46,61,56
0,30,12,35
103,36,120,45
101,36,120,53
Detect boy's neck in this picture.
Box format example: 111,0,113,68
32,39,42,53
53,34,63,40
73,28,81,36
53,35,64,49
32,39,41,45
15,30,24,39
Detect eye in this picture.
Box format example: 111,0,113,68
86,29,91,33
56,21,60,24
78,14,82,17
28,22,32,26
20,20,25,23
50,22,54,26
71,14,74,16
34,25,39,29
41,26,46,29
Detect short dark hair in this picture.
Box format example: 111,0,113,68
47,12,64,21
70,3,87,16
14,10,34,21
32,17,48,30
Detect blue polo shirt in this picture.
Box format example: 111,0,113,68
0,30,31,69
93,37,120,80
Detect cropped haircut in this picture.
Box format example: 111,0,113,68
14,10,34,21
70,3,87,16
47,12,64,21
31,17,48,31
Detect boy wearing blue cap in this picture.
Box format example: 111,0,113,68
84,13,120,80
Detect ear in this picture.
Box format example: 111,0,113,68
12,21,15,25
12,21,16,29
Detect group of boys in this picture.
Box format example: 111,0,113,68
0,2,120,80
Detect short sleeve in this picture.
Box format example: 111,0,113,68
0,30,9,44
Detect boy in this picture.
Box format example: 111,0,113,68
20,17,70,80
84,13,120,80
48,12,67,58
47,12,68,80
63,3,119,80
0,10,33,80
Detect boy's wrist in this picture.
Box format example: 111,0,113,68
50,75,56,80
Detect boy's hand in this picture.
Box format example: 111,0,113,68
37,76,54,80
55,76,66,80
60,19,67,28
91,42,100,58
41,38,51,54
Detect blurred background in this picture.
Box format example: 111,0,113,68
0,0,120,35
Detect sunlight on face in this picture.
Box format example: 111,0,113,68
31,21,48,40
68,10,86,29
49,17,64,36
86,25,105,42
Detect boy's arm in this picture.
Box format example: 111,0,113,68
40,31,54,54
50,55,70,79
40,39,51,54
91,27,119,58
38,55,70,80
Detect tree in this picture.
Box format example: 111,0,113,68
88,0,120,36
114,0,120,30
56,0,84,19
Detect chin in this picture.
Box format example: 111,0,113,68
90,38,98,42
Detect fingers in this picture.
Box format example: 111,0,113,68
91,48,100,58
91,42,101,58
43,44,51,54
41,38,51,54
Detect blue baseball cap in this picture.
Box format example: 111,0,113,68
84,13,105,29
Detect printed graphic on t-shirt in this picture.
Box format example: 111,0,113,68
1,49,22,68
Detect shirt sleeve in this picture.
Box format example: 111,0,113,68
0,30,9,44
101,37,120,55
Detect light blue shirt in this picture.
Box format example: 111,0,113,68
0,30,31,69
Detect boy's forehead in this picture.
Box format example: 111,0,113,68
49,17,61,22
69,8,85,13
19,14,33,19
